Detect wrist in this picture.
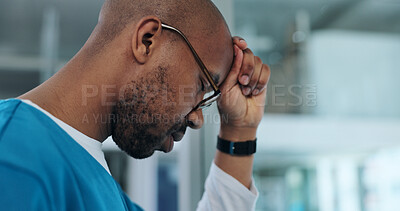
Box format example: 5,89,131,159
219,124,257,142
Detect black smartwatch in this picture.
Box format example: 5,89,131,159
217,136,257,156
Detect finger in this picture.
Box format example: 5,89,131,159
232,36,247,50
220,45,243,92
238,48,255,88
245,56,263,95
252,63,271,96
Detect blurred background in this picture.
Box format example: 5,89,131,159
1,0,400,210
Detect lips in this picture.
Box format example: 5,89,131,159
162,135,174,153
161,132,185,153
160,126,186,153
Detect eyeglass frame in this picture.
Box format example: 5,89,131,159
161,22,221,111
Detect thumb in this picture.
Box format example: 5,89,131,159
220,45,243,92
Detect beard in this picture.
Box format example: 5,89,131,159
111,65,187,159
111,105,187,159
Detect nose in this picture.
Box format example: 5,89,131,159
186,109,204,129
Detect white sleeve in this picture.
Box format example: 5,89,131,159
196,161,259,211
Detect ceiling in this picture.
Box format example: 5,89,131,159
234,0,400,55
0,0,399,60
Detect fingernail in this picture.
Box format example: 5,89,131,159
243,87,251,95
252,89,259,95
240,39,246,43
241,75,250,85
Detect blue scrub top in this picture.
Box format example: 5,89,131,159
0,99,143,211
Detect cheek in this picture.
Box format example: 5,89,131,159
168,73,203,112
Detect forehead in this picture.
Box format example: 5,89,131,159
190,25,233,86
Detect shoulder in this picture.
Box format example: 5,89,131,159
0,99,87,209
0,99,55,139
0,99,63,154
0,99,70,179
0,99,23,133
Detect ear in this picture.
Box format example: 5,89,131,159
132,16,162,64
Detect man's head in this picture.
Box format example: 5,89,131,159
90,0,234,159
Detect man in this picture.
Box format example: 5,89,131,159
0,0,270,210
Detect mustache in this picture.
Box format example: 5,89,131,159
177,124,187,134
169,121,187,135
165,116,189,136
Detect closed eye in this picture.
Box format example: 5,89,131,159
200,78,213,93
200,79,206,92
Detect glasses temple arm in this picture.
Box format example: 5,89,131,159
161,23,219,91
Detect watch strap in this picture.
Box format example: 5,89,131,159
217,136,257,156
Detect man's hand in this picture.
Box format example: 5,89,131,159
217,37,271,141
214,37,271,189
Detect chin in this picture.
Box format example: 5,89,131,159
126,146,158,160
131,151,156,159
112,136,160,160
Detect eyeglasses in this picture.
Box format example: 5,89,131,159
161,23,221,111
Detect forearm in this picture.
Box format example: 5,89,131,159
214,125,256,189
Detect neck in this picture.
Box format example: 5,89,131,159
18,50,120,142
